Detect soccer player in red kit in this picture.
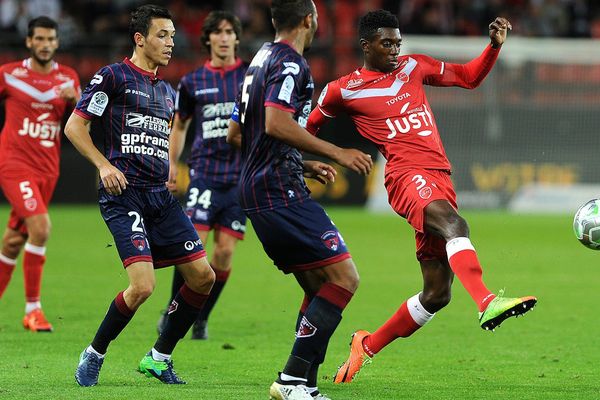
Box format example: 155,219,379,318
0,16,80,332
307,10,537,383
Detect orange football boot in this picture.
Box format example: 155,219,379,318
333,330,372,383
23,308,53,332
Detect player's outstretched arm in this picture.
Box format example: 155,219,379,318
167,114,191,192
265,107,372,175
227,119,242,148
64,113,128,195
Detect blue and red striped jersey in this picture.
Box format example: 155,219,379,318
236,41,314,213
74,58,176,191
176,58,248,186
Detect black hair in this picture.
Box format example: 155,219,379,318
271,0,315,32
27,16,58,37
358,9,399,41
201,10,242,54
129,4,172,46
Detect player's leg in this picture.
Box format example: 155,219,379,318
140,257,214,384
425,199,537,329
20,213,53,331
192,227,240,339
0,224,26,300
334,254,451,384
76,261,155,386
249,200,353,399
156,229,209,335
139,189,213,384
279,259,357,398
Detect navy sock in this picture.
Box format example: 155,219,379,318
154,284,208,354
91,291,134,354
288,283,353,377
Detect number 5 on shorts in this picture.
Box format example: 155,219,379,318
19,181,33,200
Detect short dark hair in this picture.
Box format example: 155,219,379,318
129,4,172,46
201,10,242,54
358,9,399,41
27,16,58,37
271,0,315,32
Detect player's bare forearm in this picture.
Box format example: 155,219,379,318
265,107,372,174
169,114,190,163
64,113,108,169
227,119,242,148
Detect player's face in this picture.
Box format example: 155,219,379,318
143,18,176,67
209,20,237,60
304,2,319,50
26,27,58,65
367,28,402,73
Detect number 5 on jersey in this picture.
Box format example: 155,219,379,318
240,75,253,124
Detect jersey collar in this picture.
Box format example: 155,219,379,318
123,57,162,80
204,57,243,73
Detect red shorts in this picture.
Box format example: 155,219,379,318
0,169,57,234
385,169,457,261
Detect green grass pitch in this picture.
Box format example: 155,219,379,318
0,205,598,399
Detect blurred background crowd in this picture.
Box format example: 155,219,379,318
1,0,599,85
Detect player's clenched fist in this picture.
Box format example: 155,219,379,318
99,163,128,195
489,17,512,47
334,148,373,175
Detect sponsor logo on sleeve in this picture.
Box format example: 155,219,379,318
317,85,328,106
87,91,108,116
278,75,295,104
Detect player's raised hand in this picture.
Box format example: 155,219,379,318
99,162,128,195
489,17,512,47
166,162,178,192
334,148,373,175
303,160,337,184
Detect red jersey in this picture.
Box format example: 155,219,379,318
307,44,500,179
0,58,80,176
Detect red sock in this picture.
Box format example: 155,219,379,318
446,237,495,312
23,244,46,302
0,254,17,299
363,294,433,356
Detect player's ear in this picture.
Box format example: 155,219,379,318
359,38,369,53
304,13,313,29
134,32,145,47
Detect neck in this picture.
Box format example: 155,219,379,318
210,54,237,68
274,30,305,55
29,57,53,74
129,52,158,74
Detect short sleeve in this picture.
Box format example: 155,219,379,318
316,80,343,117
74,65,117,120
264,53,306,113
231,91,241,123
175,76,194,120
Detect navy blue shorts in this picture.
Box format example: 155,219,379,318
248,199,351,273
99,187,206,268
184,178,246,240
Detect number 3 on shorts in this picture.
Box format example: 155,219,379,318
187,188,212,209
411,174,427,190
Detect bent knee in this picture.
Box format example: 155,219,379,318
421,289,452,312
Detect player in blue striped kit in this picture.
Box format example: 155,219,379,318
227,1,372,398
65,5,215,387
158,10,248,340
